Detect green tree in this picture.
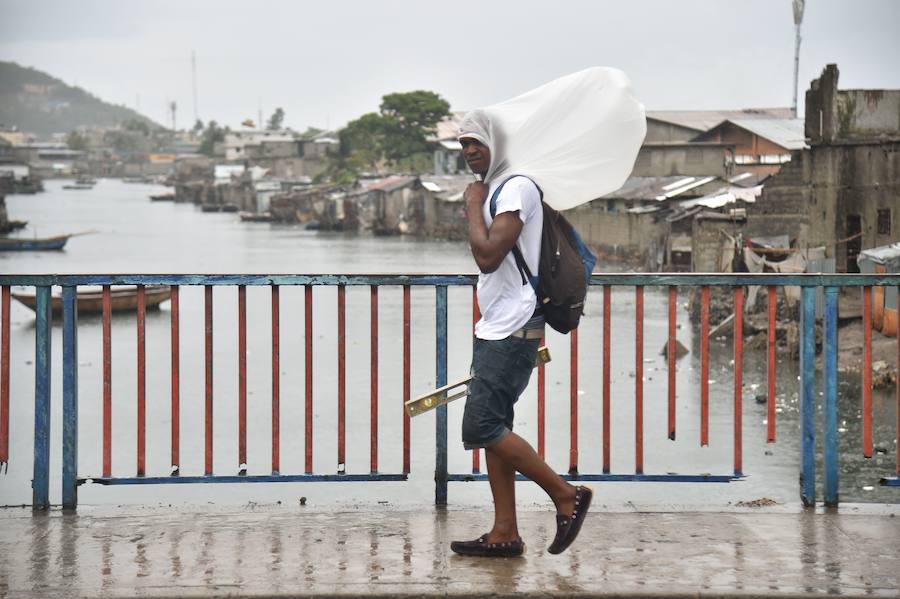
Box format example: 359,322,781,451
320,90,450,181
198,120,225,156
266,107,285,130
378,90,450,161
123,118,150,136
66,130,88,151
192,119,204,134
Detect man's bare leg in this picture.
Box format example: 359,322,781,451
484,446,518,543
487,431,577,522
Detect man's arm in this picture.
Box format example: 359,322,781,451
464,182,523,274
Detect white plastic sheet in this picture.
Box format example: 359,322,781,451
458,67,646,211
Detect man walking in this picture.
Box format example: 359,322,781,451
451,113,592,558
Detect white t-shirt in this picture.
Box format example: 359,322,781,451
474,176,543,340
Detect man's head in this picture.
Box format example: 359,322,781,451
457,110,496,178
460,137,491,177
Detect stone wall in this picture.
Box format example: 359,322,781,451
565,204,666,264
632,143,731,178
748,141,900,271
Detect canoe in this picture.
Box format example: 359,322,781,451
62,184,93,190
10,285,172,315
150,193,175,201
239,211,274,222
0,235,70,251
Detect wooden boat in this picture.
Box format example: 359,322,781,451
62,183,93,190
0,220,28,234
0,235,70,251
10,285,171,315
239,211,274,222
220,204,239,213
150,193,175,201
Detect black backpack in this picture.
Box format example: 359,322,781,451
489,176,597,334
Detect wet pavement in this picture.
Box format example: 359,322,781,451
1,503,899,598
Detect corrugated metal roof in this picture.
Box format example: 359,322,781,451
602,176,725,201
431,111,468,141
724,118,807,150
419,174,473,201
646,108,794,132
859,242,900,268
361,175,416,193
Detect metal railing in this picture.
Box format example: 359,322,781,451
0,273,897,510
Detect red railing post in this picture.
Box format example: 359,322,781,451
170,285,180,473
304,285,314,474
635,286,644,474
700,286,710,447
402,285,411,475
602,285,611,473
767,285,777,443
136,285,146,477
370,285,378,474
569,328,579,475
863,286,873,458
204,285,214,476
667,285,676,441
337,285,346,471
472,287,482,470
238,286,246,471
271,285,280,474
0,286,10,468
734,286,744,476
102,285,112,477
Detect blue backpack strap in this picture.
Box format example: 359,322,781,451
488,176,541,292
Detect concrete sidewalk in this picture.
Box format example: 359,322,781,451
1,503,898,598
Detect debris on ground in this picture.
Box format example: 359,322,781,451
660,338,690,359
735,497,778,508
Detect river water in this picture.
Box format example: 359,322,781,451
1,179,896,508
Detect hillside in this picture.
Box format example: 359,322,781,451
0,61,161,136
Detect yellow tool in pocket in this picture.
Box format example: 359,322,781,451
405,346,550,418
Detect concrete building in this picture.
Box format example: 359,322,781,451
632,142,735,178
747,64,900,273
645,108,795,143
693,118,806,178
224,130,294,161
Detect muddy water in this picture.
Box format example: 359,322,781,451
0,179,896,507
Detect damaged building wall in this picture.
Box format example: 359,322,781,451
691,213,746,272
748,140,900,271
807,64,900,142
565,204,666,263
748,64,900,273
631,143,733,178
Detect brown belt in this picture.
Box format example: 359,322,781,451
510,327,545,340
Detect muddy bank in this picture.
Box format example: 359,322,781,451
687,285,898,389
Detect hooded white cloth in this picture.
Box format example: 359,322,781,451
458,67,646,211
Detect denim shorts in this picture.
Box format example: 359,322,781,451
462,321,543,450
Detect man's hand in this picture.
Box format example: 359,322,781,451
463,180,523,274
463,182,489,219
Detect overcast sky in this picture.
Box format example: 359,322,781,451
2,0,899,131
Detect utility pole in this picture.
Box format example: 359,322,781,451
169,100,177,131
792,0,805,117
192,50,199,122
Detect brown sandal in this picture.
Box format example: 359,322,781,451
450,534,526,557
548,485,593,554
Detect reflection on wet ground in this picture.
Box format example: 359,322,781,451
1,505,898,597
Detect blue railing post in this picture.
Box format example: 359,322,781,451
62,286,79,510
435,285,448,505
823,286,839,506
799,286,817,507
33,286,52,510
